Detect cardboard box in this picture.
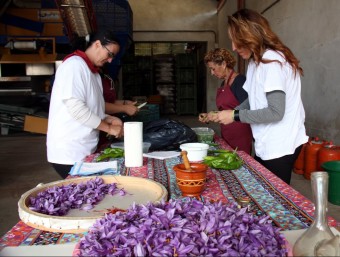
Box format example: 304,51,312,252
24,115,48,134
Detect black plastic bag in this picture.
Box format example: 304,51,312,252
143,118,197,151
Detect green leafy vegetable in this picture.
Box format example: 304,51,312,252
203,149,243,170
206,142,219,147
96,148,124,162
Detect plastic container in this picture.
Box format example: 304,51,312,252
191,127,215,143
317,142,340,170
111,142,151,153
179,143,209,162
293,143,307,175
304,138,324,180
322,160,340,205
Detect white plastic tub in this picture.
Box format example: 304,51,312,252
180,143,209,162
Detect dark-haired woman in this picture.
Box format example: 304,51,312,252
47,30,123,178
210,9,308,184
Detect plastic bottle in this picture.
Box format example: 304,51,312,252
293,172,335,256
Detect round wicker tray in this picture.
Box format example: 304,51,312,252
18,175,168,233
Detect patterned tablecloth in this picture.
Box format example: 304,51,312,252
1,135,339,249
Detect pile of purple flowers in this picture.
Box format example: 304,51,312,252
78,198,287,257
29,177,125,216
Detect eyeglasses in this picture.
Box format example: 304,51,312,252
102,44,115,59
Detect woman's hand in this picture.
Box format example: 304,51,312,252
215,110,234,125
207,111,219,122
107,124,123,138
124,104,139,116
124,100,137,105
104,116,123,137
105,115,123,126
198,113,209,123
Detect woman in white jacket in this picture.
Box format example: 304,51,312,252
47,30,123,178
210,9,308,184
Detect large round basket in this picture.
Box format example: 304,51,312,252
18,175,167,233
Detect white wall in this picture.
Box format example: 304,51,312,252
218,0,340,144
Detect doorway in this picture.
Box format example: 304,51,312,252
121,41,207,115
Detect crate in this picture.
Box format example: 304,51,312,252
172,43,187,55
176,99,196,115
136,56,153,69
176,53,196,67
92,0,133,36
152,43,172,55
177,84,195,98
135,43,152,56
132,96,148,103
127,104,160,122
176,69,196,83
147,95,163,104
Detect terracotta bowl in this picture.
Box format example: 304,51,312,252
173,163,208,197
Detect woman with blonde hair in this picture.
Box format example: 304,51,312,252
209,9,308,184
200,48,252,154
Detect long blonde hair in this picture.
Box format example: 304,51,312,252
228,9,303,76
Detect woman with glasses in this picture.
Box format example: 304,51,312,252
209,9,308,184
200,48,253,155
47,29,123,178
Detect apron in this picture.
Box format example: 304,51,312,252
216,77,253,154
102,74,117,103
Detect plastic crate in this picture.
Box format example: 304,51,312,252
172,43,187,55
176,53,196,67
135,43,152,56
152,43,172,55
136,56,153,69
177,84,195,98
127,104,160,122
176,69,196,83
176,99,196,115
92,0,133,36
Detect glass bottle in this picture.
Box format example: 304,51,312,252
314,235,340,256
293,172,335,256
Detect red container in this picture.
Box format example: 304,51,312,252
317,142,340,170
293,143,307,175
304,138,324,180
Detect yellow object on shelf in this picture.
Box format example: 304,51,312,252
24,115,48,135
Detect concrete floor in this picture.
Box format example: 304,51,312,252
1,115,339,238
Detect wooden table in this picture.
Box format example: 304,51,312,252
1,135,339,250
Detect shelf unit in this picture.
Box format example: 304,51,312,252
121,49,153,98
175,53,197,115
154,54,176,114
121,42,199,115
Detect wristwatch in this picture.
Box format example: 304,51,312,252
234,110,240,122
